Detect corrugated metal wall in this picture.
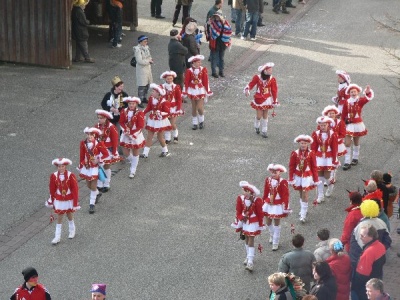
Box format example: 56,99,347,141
0,0,72,68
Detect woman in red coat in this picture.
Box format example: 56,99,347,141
46,158,79,245
161,71,183,143
231,181,264,272
340,191,363,252
94,109,122,192
140,84,172,158
79,127,109,214
288,135,319,223
325,239,351,300
244,62,279,138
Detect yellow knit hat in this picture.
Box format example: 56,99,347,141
360,199,379,218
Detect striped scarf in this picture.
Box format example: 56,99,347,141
209,19,232,50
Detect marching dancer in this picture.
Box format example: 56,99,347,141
244,62,279,138
322,105,346,182
262,164,290,251
311,116,339,203
331,70,351,114
94,109,122,192
341,84,374,170
161,71,183,144
46,158,79,245
231,181,264,271
119,96,146,178
141,84,172,158
288,135,319,223
183,55,213,130
79,127,109,214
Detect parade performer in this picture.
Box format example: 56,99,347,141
231,181,264,271
288,135,319,223
94,109,122,192
79,127,109,214
341,84,374,170
331,70,351,114
140,84,172,158
262,164,290,251
311,116,339,203
322,105,346,182
161,71,183,144
46,158,79,245
183,55,213,130
119,97,146,178
244,62,279,138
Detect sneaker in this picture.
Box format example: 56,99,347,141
89,204,95,214
351,159,358,166
159,152,170,157
211,73,219,78
84,58,95,63
165,140,171,145
155,15,166,19
139,154,148,158
102,187,110,193
112,44,122,48
173,137,179,144
240,35,246,40
192,124,198,130
95,193,102,204
199,122,204,129
269,236,273,244
245,263,254,271
257,23,266,27
342,163,351,171
262,132,268,138
129,173,135,179
68,230,76,239
299,216,306,223
255,128,260,134
282,9,290,14
97,187,104,192
250,37,257,41
272,244,279,251
325,185,334,197
243,258,248,265
317,194,324,203
51,236,61,245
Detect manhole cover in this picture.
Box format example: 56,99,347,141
285,97,316,105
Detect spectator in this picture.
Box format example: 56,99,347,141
91,283,106,300
370,170,391,216
370,198,390,232
365,278,392,300
241,0,259,40
268,272,294,300
383,172,398,218
232,0,246,36
363,179,383,204
168,29,188,89
314,228,330,261
10,267,51,300
285,0,297,9
206,0,224,23
207,11,232,78
349,200,391,271
340,191,363,252
278,234,316,292
257,0,265,26
134,35,154,106
150,0,165,18
71,0,94,63
309,261,337,300
325,239,351,300
101,76,128,123
273,0,289,14
182,20,199,68
302,296,317,300
172,0,191,26
109,0,123,48
351,225,386,300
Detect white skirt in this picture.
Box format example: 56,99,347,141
54,199,75,214
338,142,346,157
242,221,262,236
292,175,316,191
120,132,145,149
146,118,172,132
346,122,367,137
316,156,334,169
79,166,98,181
187,87,206,99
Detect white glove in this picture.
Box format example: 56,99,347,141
73,206,81,211
331,96,338,104
106,99,112,106
244,87,250,96
283,208,293,214
45,197,53,208
272,101,280,107
258,225,266,231
206,91,213,97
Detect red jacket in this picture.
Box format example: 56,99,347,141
341,204,363,252
246,74,278,104
49,171,79,207
94,121,119,156
262,177,289,210
11,283,51,300
310,129,338,163
326,254,351,300
119,108,145,137
235,195,264,227
288,149,319,182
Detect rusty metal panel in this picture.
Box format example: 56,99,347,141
0,0,73,68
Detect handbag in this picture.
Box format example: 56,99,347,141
130,56,137,67
98,165,107,183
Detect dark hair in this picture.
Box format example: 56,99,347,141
312,261,332,281
292,234,305,248
317,228,330,241
215,0,222,5
349,191,362,205
261,72,270,81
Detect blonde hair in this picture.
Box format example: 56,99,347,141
329,238,345,256
268,272,286,287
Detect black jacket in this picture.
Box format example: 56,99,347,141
182,33,199,68
310,276,337,300
168,38,188,74
71,6,89,41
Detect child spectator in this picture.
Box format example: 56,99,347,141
314,228,330,261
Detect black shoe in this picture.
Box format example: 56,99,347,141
219,72,225,77
151,14,155,17
89,204,95,214
97,187,104,192
155,15,166,19
173,137,179,143
231,19,236,23
211,73,219,78
192,124,198,130
102,187,110,193
397,228,400,234
165,140,171,145
255,128,260,134
282,9,290,14
351,159,358,166
287,4,296,7
141,98,148,104
95,192,102,204
139,154,148,158
159,152,170,157
257,23,266,27
199,122,204,129
342,163,351,171
208,57,211,62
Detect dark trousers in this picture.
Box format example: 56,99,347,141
75,40,90,60
173,73,184,90
173,4,190,25
210,49,225,74
150,0,162,16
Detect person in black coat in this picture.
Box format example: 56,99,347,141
71,0,94,63
182,20,199,68
168,29,188,89
101,76,129,124
309,261,337,300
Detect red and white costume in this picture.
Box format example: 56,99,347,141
143,84,172,132
311,117,339,171
262,167,290,219
322,105,346,157
161,71,183,117
332,70,351,114
289,137,319,191
341,84,374,137
183,58,212,101
119,103,146,149
79,128,110,181
245,73,278,111
47,159,79,214
94,110,122,165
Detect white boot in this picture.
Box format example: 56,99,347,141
52,224,62,244
272,225,281,251
300,202,308,223
254,117,261,134
243,244,249,265
173,129,179,143
141,146,150,158
68,220,76,239
325,184,334,197
130,155,139,178
261,118,268,138
317,176,325,203
246,247,255,271
164,131,172,143
104,168,112,189
268,225,274,243
352,145,360,164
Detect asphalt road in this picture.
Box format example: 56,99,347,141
0,0,399,299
